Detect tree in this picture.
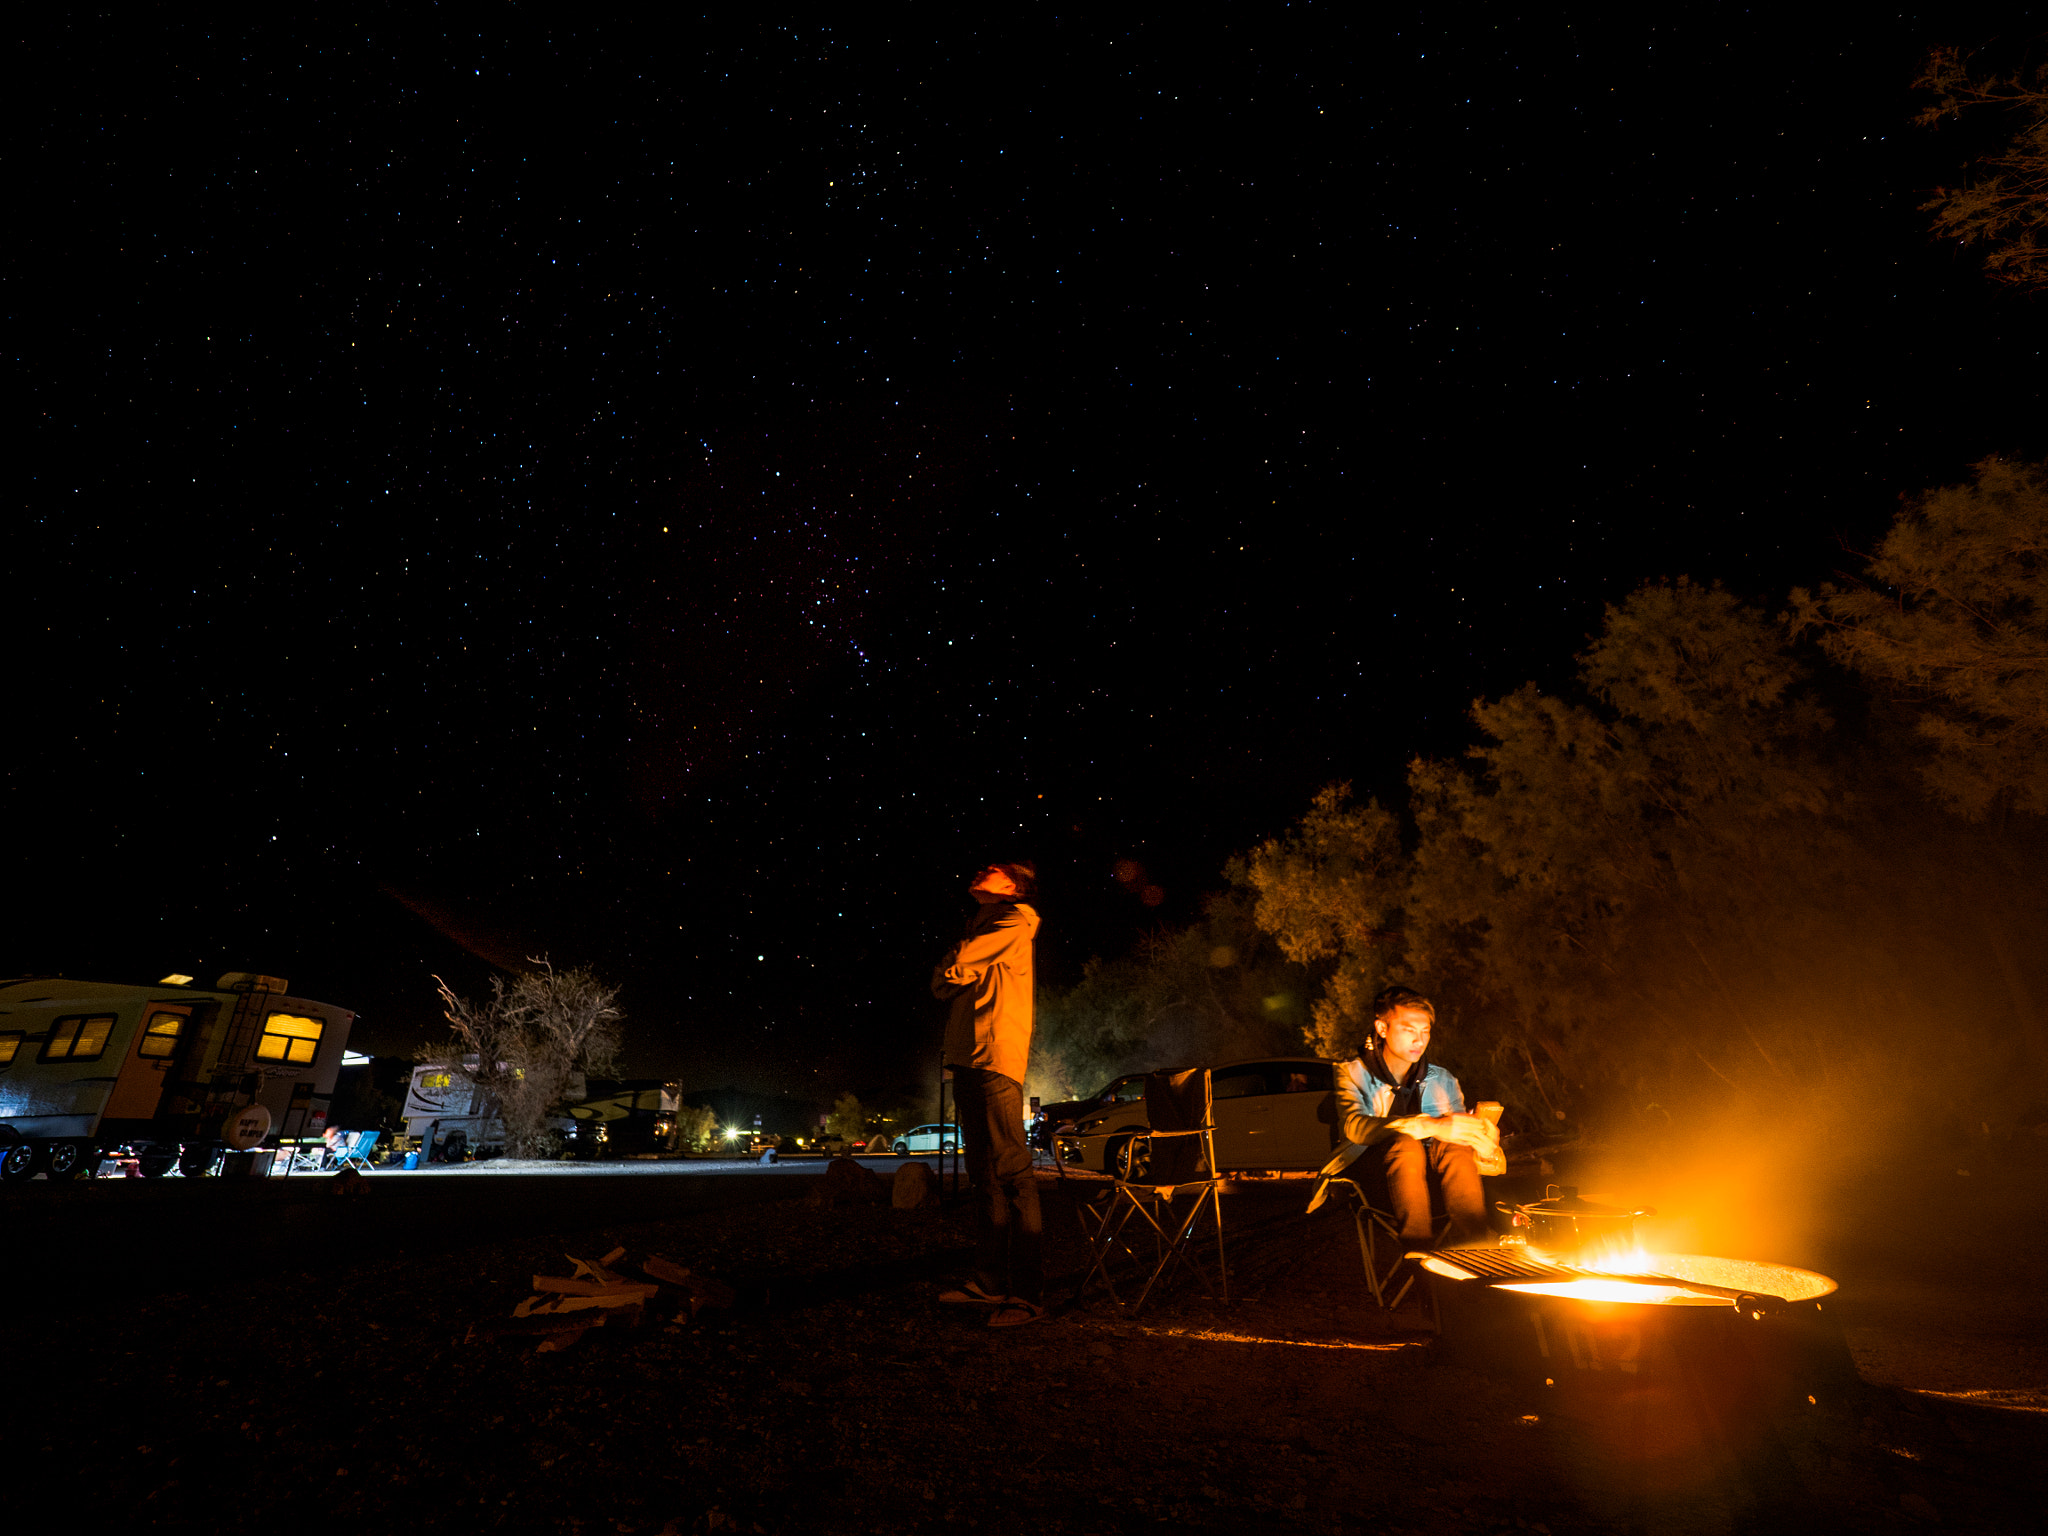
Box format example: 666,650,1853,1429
1914,46,2048,293
1029,889,1315,1102
1796,457,2048,818
1253,581,1848,1127
671,1103,719,1151
1243,787,1407,1061
823,1091,869,1141
430,960,623,1158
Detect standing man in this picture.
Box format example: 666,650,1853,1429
932,860,1045,1327
1333,986,1499,1248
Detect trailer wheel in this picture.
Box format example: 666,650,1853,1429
0,1143,37,1182
46,1141,97,1180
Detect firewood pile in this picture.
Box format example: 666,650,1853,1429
467,1245,737,1353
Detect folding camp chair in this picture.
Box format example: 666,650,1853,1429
1306,1143,1451,1310
278,1141,328,1177
1075,1069,1228,1315
333,1130,380,1172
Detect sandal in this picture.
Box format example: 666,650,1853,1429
937,1281,1006,1306
986,1299,1047,1329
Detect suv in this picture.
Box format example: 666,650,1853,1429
890,1123,963,1156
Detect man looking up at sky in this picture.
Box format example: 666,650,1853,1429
1334,986,1499,1249
932,860,1044,1327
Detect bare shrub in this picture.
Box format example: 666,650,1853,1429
430,960,623,1158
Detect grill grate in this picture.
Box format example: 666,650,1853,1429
1421,1248,1778,1302
1424,1249,1582,1283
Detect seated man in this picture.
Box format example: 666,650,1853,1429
1334,986,1499,1248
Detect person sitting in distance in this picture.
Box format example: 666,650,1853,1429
1332,986,1499,1248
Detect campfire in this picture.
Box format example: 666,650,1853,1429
1418,1185,1858,1451
1417,1246,1839,1310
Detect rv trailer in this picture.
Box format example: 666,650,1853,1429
0,973,354,1179
401,1063,586,1160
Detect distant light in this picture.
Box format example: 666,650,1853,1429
341,1051,372,1067
159,974,194,986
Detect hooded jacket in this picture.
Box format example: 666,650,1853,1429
932,899,1040,1085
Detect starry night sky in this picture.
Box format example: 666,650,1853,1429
16,7,2043,1098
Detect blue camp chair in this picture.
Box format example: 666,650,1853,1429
333,1130,380,1173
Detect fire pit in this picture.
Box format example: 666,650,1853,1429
1419,1244,1859,1450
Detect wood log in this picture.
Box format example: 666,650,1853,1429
639,1253,735,1312
532,1276,655,1296
550,1289,656,1313
641,1255,693,1287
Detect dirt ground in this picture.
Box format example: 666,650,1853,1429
6,1152,2044,1536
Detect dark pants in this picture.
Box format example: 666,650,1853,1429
1378,1133,1487,1246
951,1067,1044,1305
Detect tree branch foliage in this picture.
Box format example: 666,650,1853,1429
429,960,623,1158
1248,577,2048,1137
1914,45,2048,293
1027,890,1314,1105
1032,464,2048,1147
1796,457,2048,818
823,1091,870,1141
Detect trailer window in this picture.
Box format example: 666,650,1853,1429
41,1014,117,1063
256,1012,324,1065
0,1032,22,1065
137,1011,187,1060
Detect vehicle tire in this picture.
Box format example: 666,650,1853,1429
46,1141,98,1180
0,1143,38,1182
138,1153,176,1179
940,1140,956,1153
178,1143,218,1178
892,1141,909,1157
1113,1137,1150,1183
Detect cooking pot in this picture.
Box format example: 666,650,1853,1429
1497,1184,1654,1256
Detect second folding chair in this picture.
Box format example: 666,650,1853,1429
1076,1068,1229,1314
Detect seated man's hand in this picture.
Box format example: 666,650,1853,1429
1429,1113,1496,1150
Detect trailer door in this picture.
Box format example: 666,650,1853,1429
102,1003,195,1121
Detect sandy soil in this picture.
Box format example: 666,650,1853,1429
4,1154,2042,1535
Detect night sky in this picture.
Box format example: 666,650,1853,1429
16,8,2043,1097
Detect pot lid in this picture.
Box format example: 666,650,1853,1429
1522,1184,1653,1218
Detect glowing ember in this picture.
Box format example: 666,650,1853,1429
1576,1244,1656,1274
1492,1278,1727,1306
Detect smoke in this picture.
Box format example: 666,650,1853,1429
1549,815,2048,1268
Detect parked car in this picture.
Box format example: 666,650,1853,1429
1053,1058,1340,1178
891,1122,963,1155
1030,1073,1148,1149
